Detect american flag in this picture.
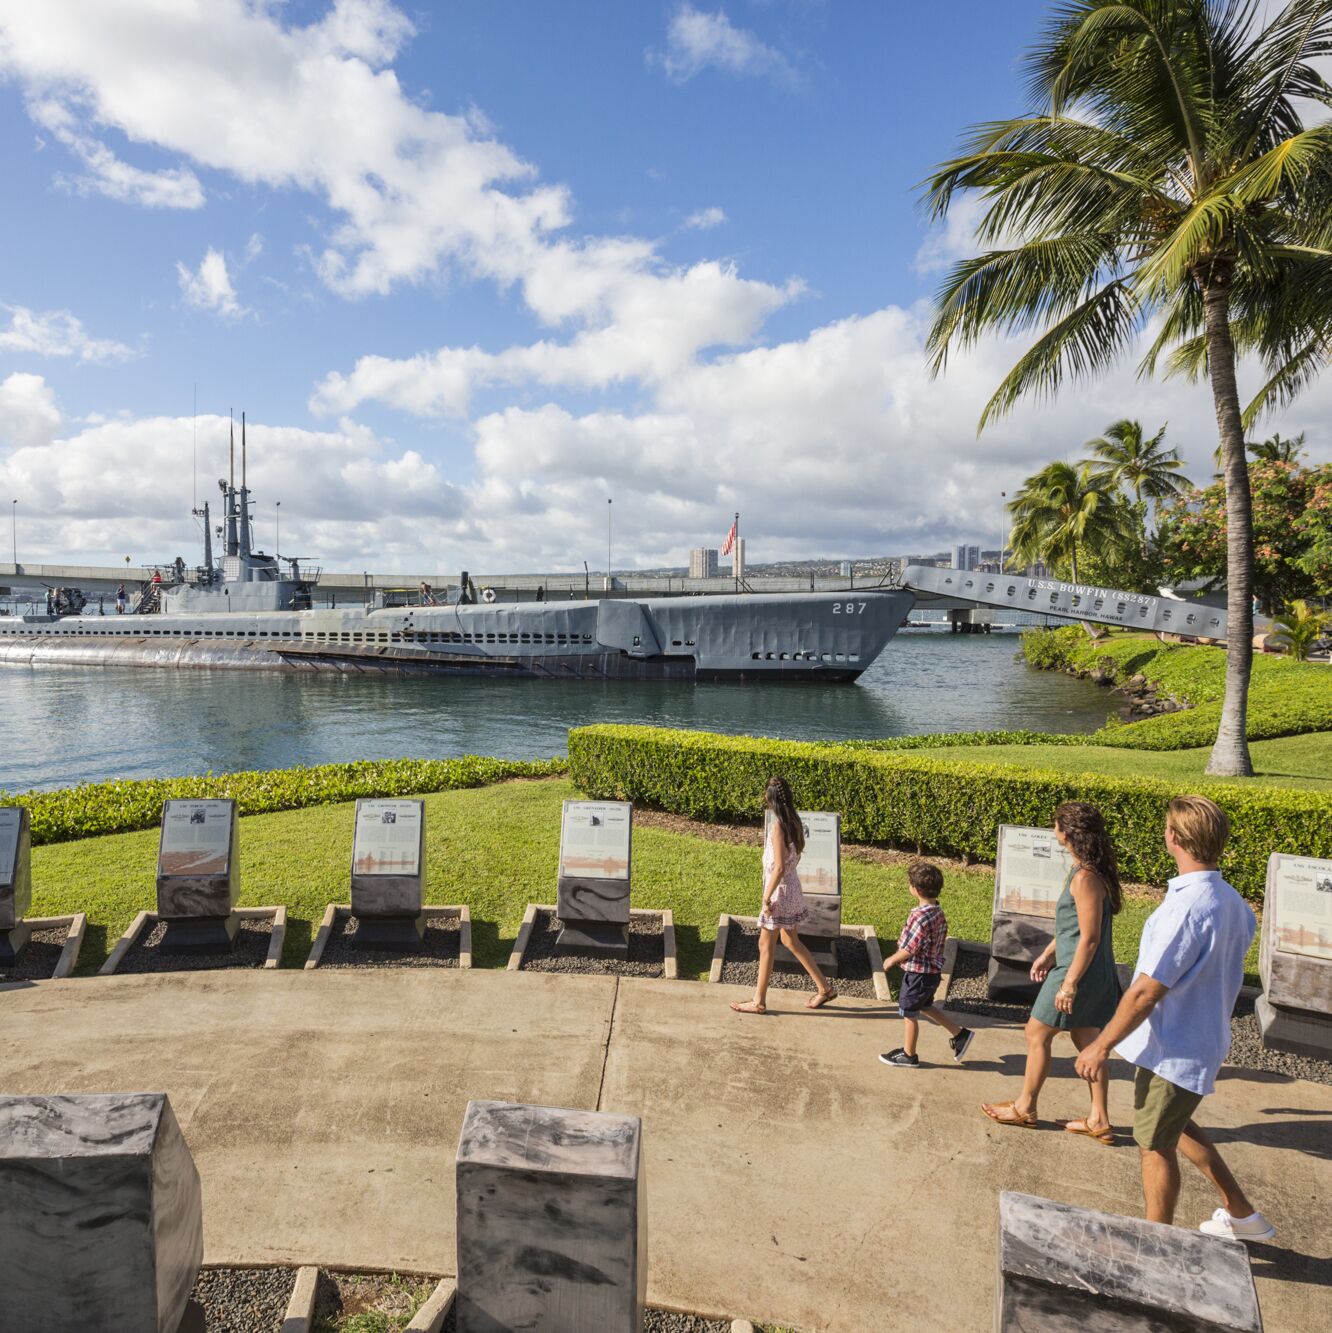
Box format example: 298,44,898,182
721,518,737,556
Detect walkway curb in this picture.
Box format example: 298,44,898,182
280,1265,319,1332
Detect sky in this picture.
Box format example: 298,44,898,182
0,0,1328,575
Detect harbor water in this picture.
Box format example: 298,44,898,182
0,631,1114,792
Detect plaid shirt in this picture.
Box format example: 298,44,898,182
898,903,948,974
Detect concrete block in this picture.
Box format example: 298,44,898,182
1255,993,1332,1061
0,1092,203,1333
0,804,33,963
351,911,428,951
281,1265,320,1333
986,954,1042,1004
557,877,632,925
988,913,1050,1002
996,1191,1261,1332
350,798,426,924
156,799,240,954
558,916,630,956
456,1099,646,1332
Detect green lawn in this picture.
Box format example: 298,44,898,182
30,775,1225,981
919,731,1332,791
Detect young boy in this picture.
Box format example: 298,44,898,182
880,861,974,1067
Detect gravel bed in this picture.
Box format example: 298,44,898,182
0,925,71,982
719,920,877,998
113,917,275,974
946,946,1332,1086
518,908,666,977
191,1267,295,1332
316,908,461,969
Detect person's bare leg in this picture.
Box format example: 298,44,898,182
1012,1018,1056,1119
902,1014,921,1057
1177,1120,1256,1217
754,927,776,1007
1071,1027,1112,1132
919,1004,961,1038
1140,1146,1181,1224
779,927,831,994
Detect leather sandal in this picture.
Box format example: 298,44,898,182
981,1100,1037,1128
1060,1118,1116,1146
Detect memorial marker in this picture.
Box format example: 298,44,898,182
1257,852,1332,1060
350,797,427,949
156,798,239,953
988,824,1073,1002
0,805,33,964
996,1191,1260,1332
556,799,633,955
768,809,843,975
0,1092,204,1333
456,1099,646,1332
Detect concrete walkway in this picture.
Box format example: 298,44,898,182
2,969,1328,1331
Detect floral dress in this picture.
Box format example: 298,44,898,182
759,822,808,930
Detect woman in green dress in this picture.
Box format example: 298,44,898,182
981,801,1122,1143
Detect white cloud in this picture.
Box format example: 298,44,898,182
652,5,802,90
0,304,135,363
0,372,63,449
684,206,727,230
176,248,243,319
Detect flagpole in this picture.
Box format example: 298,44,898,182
733,510,740,592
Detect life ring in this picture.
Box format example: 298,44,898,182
481,586,497,603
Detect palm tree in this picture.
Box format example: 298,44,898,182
1087,420,1191,501
923,1,1332,777
1247,430,1307,462
1268,598,1330,659
1008,460,1132,582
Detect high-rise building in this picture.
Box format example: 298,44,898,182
688,547,719,578
952,543,981,572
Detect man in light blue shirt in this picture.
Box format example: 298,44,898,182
1076,796,1274,1242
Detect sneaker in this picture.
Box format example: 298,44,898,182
950,1027,976,1063
1199,1208,1276,1243
879,1049,920,1068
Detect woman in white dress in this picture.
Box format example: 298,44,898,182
730,776,838,1014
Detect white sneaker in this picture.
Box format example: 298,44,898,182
1199,1207,1276,1242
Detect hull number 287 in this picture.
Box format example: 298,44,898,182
832,602,867,614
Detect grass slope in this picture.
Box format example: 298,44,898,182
32,776,1201,981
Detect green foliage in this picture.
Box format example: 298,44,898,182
1007,459,1134,581
568,725,1331,903
1269,599,1332,661
846,729,1091,751
1,755,566,846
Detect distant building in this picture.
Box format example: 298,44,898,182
952,544,981,572
689,547,719,578
839,560,853,578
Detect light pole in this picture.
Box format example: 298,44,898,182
10,499,15,568
606,497,613,592
1000,491,1007,572
276,501,281,559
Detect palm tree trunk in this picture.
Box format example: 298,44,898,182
1201,276,1254,777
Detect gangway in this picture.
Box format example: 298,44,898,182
902,566,1227,640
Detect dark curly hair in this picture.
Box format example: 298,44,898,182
1054,801,1122,914
764,776,805,854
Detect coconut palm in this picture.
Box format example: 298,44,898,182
1267,598,1330,659
923,0,1332,777
1248,430,1307,462
1087,420,1191,501
1008,460,1133,582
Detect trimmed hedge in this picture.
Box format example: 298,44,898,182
568,724,1332,902
847,729,1091,751
1024,627,1332,750
2,755,567,846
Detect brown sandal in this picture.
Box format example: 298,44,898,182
806,987,838,1010
729,1000,767,1015
1060,1118,1116,1146
981,1100,1037,1128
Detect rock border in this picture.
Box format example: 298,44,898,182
99,906,286,976
8,912,87,980
709,914,890,1001
506,903,678,979
304,905,472,970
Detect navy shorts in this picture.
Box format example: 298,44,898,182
899,970,941,1018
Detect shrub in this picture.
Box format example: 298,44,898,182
568,724,1331,902
847,729,1091,751
2,755,567,846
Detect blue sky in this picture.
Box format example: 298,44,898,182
0,1,1326,572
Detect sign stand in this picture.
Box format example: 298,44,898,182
350,798,427,950
770,811,842,977
556,800,633,957
988,825,1073,1002
156,799,240,954
1257,853,1332,1060
0,806,33,964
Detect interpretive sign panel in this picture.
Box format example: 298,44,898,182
994,825,1073,921
158,800,234,879
353,800,424,877
765,810,841,895
559,801,632,881
0,805,32,947
1267,854,1332,962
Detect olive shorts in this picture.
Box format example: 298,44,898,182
1133,1066,1204,1152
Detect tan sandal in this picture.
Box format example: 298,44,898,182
981,1100,1037,1128
1060,1118,1116,1146
806,987,838,1010
729,1000,767,1015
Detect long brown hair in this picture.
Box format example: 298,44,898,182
1054,801,1122,914
764,776,805,853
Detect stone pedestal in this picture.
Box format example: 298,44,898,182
556,800,634,959
0,1092,204,1333
456,1100,646,1332
351,911,427,950
556,878,632,956
0,804,33,964
156,799,240,955
987,913,1050,1003
774,893,841,976
350,799,428,952
1257,853,1332,1061
1255,992,1332,1061
996,1192,1261,1332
